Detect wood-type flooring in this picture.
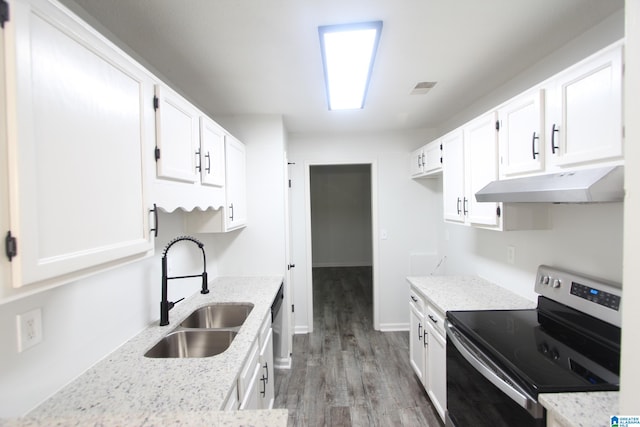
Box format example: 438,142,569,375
274,266,443,427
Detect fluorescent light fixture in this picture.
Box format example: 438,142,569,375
318,21,383,110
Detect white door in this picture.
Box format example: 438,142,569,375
6,0,154,288
154,84,200,183
442,130,465,223
283,152,294,364
498,89,545,177
464,112,500,227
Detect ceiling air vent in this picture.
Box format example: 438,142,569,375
410,81,437,95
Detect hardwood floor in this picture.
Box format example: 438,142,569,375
274,266,443,427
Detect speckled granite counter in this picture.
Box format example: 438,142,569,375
11,276,285,426
0,409,288,427
406,275,537,312
539,392,619,427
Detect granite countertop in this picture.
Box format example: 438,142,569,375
12,276,285,426
406,275,537,312
539,392,619,427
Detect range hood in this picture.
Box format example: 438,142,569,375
475,165,624,203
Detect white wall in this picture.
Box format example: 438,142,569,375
211,115,287,276
620,0,640,413
0,212,218,417
288,129,440,332
310,164,372,267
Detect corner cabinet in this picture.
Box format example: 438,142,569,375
3,0,154,289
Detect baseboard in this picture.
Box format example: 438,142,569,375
294,325,309,334
379,322,409,332
311,262,373,268
274,356,292,370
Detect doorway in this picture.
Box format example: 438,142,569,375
304,162,379,332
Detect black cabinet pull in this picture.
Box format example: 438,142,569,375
463,198,469,215
205,152,211,173
410,295,418,303
229,203,234,221
263,362,269,383
551,124,559,154
260,376,266,397
150,203,158,238
532,132,539,159
428,314,438,324
195,149,201,172
456,197,461,215
421,153,425,167
423,328,428,347
418,323,422,341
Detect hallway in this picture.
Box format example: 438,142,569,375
274,267,442,426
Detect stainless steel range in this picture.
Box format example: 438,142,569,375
445,265,622,427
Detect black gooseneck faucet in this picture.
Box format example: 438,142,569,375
160,235,209,326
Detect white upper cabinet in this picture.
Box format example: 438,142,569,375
464,112,501,227
199,116,226,187
154,84,200,183
4,0,154,289
547,43,623,168
410,146,425,177
411,140,442,178
224,135,248,230
442,130,466,223
498,89,545,177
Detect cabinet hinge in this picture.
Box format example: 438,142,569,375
0,0,9,29
5,231,17,262
153,95,159,111
154,147,161,161
495,120,500,131
496,206,501,218
291,304,295,313
288,179,292,188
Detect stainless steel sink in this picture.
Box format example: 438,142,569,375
144,330,237,358
179,303,253,329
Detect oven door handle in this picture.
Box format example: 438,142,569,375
446,321,544,419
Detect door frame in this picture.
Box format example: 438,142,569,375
303,160,380,332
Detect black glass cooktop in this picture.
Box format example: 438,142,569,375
447,297,620,397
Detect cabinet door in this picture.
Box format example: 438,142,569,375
426,322,446,421
6,0,154,288
410,146,425,177
409,304,425,384
199,116,225,187
423,140,443,174
155,84,200,183
498,89,545,177
464,112,500,227
442,130,465,223
259,327,275,409
239,362,261,410
225,136,247,230
550,44,623,167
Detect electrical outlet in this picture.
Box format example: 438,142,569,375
507,246,516,265
16,308,43,352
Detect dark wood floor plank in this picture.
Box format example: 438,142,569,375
275,266,443,427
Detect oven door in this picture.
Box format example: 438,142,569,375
445,321,545,427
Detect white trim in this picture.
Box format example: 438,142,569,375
304,160,380,332
274,356,292,370
379,322,410,332
294,325,310,335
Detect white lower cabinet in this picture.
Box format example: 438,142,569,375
223,383,239,411
409,286,446,422
237,313,274,410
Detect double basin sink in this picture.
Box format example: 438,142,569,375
145,303,253,359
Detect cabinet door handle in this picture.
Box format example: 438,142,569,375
263,362,269,383
229,203,234,221
428,314,438,324
410,295,418,303
260,376,266,397
551,124,559,154
531,132,539,159
456,197,461,215
418,323,422,341
463,198,469,215
421,153,426,167
195,149,201,172
423,328,428,347
150,203,158,238
205,152,211,173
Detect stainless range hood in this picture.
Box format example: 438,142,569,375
475,165,624,203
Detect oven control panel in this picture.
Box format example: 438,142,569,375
535,265,622,327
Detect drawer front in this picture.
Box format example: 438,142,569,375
426,305,445,338
410,287,425,314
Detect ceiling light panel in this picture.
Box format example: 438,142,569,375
319,21,383,110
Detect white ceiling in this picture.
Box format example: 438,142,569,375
63,0,623,134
